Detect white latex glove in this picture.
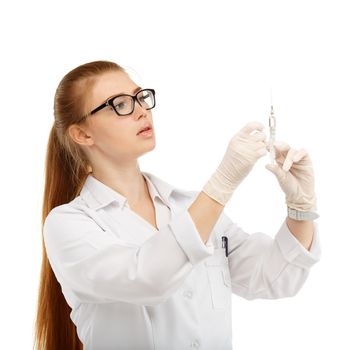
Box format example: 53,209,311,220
265,141,317,211
202,121,267,206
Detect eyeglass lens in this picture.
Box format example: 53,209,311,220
112,89,155,115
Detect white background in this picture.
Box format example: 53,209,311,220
0,0,348,349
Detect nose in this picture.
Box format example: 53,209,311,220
134,100,149,118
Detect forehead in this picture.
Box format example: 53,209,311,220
91,70,139,103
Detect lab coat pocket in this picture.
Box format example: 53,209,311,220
205,247,232,309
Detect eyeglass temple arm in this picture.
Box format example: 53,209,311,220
90,101,109,115
76,101,108,122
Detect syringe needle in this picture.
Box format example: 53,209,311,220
268,89,276,164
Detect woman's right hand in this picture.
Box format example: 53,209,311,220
202,121,268,206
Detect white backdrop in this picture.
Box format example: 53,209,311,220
0,0,348,349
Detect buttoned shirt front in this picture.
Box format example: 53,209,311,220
43,171,321,350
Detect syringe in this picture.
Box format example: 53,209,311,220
268,104,276,164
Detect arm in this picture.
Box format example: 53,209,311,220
191,121,267,244
188,191,225,244
286,217,314,251
220,212,321,300
43,203,214,306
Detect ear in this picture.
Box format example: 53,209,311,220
68,124,94,146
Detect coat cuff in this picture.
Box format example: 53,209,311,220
275,219,321,269
169,209,214,265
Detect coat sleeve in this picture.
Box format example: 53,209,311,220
218,211,321,300
43,204,214,306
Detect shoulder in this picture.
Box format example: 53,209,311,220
43,201,106,244
44,197,88,224
44,202,86,235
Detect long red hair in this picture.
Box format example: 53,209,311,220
33,60,126,349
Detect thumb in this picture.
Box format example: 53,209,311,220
265,163,287,182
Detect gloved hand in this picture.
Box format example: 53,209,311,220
202,121,268,206
265,141,317,211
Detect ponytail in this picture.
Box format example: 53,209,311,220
34,60,125,349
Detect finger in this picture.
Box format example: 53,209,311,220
292,148,308,163
273,141,291,164
240,121,265,135
256,147,268,157
265,163,288,183
282,148,298,172
252,140,268,150
263,139,269,149
273,140,290,153
250,131,267,142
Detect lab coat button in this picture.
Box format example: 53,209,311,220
183,290,193,299
190,339,200,348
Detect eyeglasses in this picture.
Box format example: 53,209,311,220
77,88,156,122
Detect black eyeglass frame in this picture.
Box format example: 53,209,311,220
78,88,156,121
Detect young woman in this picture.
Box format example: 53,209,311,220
34,60,321,350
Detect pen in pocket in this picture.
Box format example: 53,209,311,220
221,236,228,257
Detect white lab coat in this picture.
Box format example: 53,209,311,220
43,171,321,350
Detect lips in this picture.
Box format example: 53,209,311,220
137,124,152,135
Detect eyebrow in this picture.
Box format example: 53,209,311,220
106,86,142,100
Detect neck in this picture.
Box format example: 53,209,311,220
91,164,149,207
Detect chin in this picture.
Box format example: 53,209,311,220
148,140,156,151
138,140,156,155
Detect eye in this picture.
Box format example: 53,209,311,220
139,93,150,102
112,95,130,110
115,102,126,109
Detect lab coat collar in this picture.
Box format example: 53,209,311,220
79,171,195,210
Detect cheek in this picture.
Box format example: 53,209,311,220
92,123,137,151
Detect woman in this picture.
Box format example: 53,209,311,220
34,60,321,350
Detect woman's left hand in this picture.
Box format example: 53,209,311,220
265,141,317,211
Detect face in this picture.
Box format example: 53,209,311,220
72,70,156,164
